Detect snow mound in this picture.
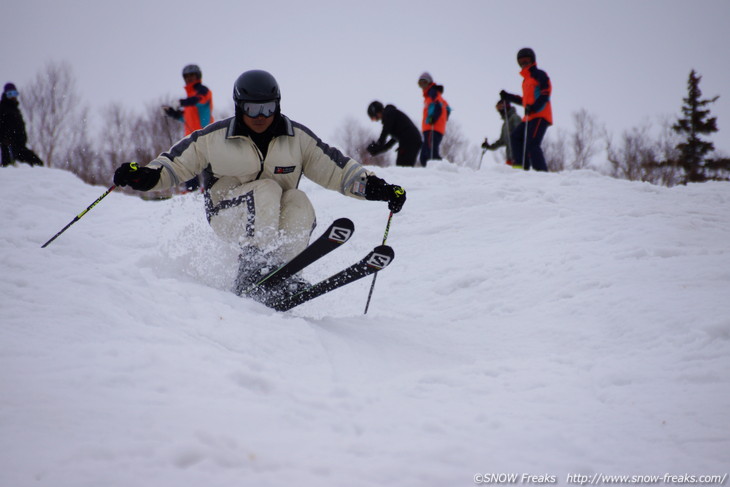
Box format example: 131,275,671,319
1,163,729,486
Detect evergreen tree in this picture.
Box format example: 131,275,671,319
672,70,719,183
703,155,730,181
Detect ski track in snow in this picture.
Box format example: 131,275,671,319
1,163,729,486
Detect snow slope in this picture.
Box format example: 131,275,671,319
1,163,729,487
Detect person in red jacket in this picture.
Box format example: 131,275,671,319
500,48,552,171
418,72,450,166
163,64,214,190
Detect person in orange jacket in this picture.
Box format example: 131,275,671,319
500,48,552,171
163,64,214,190
418,72,450,167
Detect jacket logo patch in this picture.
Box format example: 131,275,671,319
274,166,295,174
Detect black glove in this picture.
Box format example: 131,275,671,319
364,175,406,213
114,162,162,191
162,106,182,119
524,104,534,115
481,138,490,149
366,141,383,156
499,90,509,101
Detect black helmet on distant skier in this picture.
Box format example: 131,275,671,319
182,64,202,77
516,47,536,65
367,101,383,118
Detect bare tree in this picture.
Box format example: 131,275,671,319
542,128,568,172
99,102,138,169
53,105,91,171
133,99,185,162
604,117,684,186
440,119,478,167
333,117,392,167
58,106,112,186
64,127,106,186
652,116,683,186
570,109,602,170
94,102,179,198
23,61,86,168
606,123,657,182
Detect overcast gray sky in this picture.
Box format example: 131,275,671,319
4,0,730,159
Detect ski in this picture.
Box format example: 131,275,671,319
243,217,354,296
271,245,395,312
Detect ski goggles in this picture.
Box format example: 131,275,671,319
4,90,19,98
241,100,277,118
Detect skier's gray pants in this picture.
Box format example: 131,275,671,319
208,178,315,261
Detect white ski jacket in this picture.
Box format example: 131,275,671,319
146,115,371,211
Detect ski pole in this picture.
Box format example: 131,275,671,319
41,185,116,247
522,115,529,169
163,114,175,147
503,102,515,166
477,147,487,169
40,163,139,248
363,211,394,314
431,125,433,160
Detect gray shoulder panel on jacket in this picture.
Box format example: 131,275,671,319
162,118,233,160
290,120,350,169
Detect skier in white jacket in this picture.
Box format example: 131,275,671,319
113,69,406,300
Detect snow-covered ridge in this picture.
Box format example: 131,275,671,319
1,163,729,486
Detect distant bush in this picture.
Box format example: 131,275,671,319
19,63,728,188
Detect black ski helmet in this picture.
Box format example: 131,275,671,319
516,47,536,64
233,70,281,104
182,64,202,77
367,101,383,118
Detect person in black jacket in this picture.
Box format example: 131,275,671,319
0,83,43,167
366,101,422,167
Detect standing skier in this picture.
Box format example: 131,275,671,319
113,69,406,302
482,100,522,166
162,64,214,191
500,47,552,171
0,83,43,168
366,101,422,167
417,72,450,166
